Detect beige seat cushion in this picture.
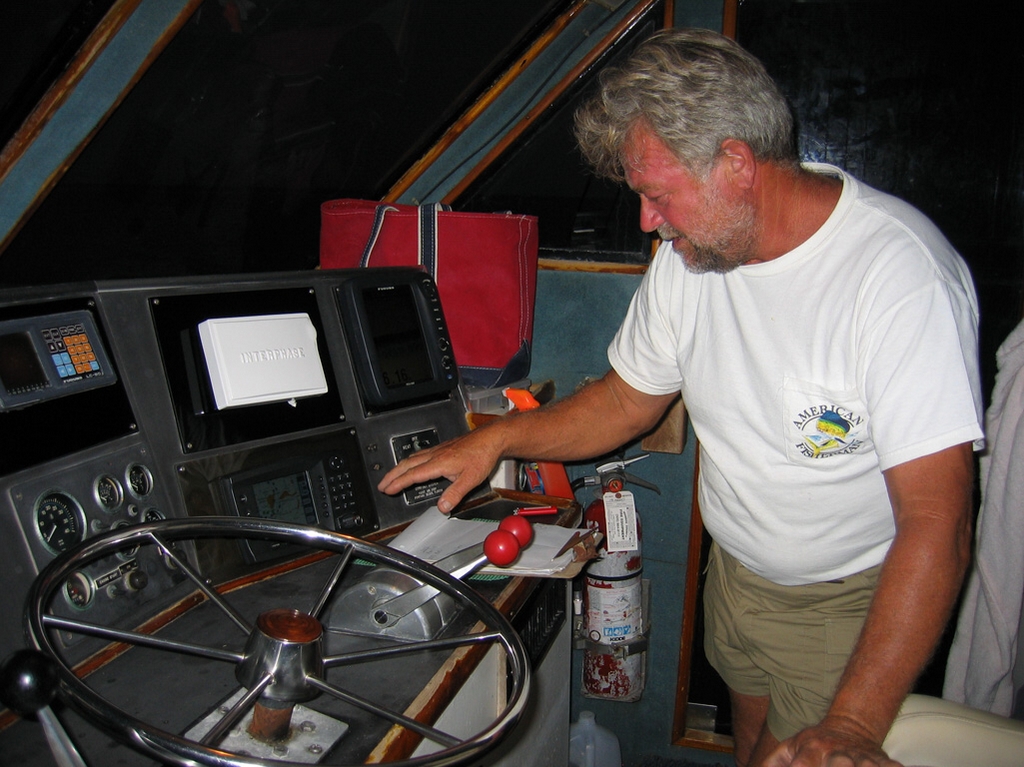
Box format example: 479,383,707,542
883,694,1024,767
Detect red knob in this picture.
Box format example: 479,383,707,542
498,515,534,547
484,529,522,567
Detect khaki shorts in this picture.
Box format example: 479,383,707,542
703,542,881,740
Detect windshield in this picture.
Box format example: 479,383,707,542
0,0,577,284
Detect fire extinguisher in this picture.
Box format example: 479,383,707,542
574,454,659,702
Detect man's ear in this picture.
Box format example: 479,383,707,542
716,138,757,190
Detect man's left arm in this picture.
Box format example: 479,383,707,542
766,442,974,767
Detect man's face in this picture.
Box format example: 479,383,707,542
623,127,759,274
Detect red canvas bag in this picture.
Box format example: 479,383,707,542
320,199,539,388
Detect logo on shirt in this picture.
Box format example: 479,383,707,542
792,404,866,459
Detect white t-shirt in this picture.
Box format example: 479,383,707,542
609,164,984,585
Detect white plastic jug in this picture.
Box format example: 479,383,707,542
568,710,622,767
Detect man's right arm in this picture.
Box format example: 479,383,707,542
377,369,677,512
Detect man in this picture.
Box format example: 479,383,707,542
379,28,984,767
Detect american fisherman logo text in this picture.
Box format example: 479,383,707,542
792,404,865,459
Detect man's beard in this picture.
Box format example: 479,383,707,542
658,187,759,274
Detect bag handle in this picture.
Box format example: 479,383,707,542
417,203,446,277
358,204,399,268
359,203,451,277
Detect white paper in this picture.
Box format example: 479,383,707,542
389,506,581,576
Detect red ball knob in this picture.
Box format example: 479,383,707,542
484,529,521,567
498,515,534,547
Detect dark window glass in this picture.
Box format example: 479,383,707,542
0,0,116,147
457,9,665,265
1,0,568,284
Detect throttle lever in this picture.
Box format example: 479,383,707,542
372,518,532,628
0,649,89,767
370,543,488,627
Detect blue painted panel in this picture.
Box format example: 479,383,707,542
532,267,713,764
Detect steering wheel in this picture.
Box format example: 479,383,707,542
15,517,531,767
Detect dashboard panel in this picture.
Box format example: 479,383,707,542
0,268,471,665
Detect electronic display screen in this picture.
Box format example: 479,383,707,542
363,284,433,390
0,332,48,395
336,270,457,411
0,309,116,411
251,472,318,526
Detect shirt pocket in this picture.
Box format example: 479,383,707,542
782,376,871,464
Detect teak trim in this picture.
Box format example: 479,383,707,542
366,575,538,762
384,0,591,202
423,0,669,274
538,257,649,275
439,0,662,205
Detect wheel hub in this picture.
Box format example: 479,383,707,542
237,608,325,705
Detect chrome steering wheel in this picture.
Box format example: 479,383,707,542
21,517,531,767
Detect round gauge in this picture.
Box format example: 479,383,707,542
35,493,86,555
94,475,123,511
143,507,164,523
64,572,94,609
126,464,153,498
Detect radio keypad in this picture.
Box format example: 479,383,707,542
43,322,100,379
325,454,362,531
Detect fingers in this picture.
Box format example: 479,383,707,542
434,476,476,514
377,446,444,495
764,729,903,767
377,457,473,513
759,742,796,767
376,432,499,513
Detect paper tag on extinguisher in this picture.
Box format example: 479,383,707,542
603,490,638,552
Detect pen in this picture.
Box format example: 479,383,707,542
554,528,597,558
514,506,560,516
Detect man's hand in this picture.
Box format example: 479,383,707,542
377,426,505,513
762,716,902,767
377,370,677,513
759,444,973,767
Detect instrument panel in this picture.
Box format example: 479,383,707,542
0,269,472,665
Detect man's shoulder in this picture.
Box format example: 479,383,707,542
823,167,947,245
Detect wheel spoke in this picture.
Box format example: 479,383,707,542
308,545,354,619
322,630,503,668
41,614,245,663
148,532,252,635
198,675,272,747
306,675,461,749
26,517,531,766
